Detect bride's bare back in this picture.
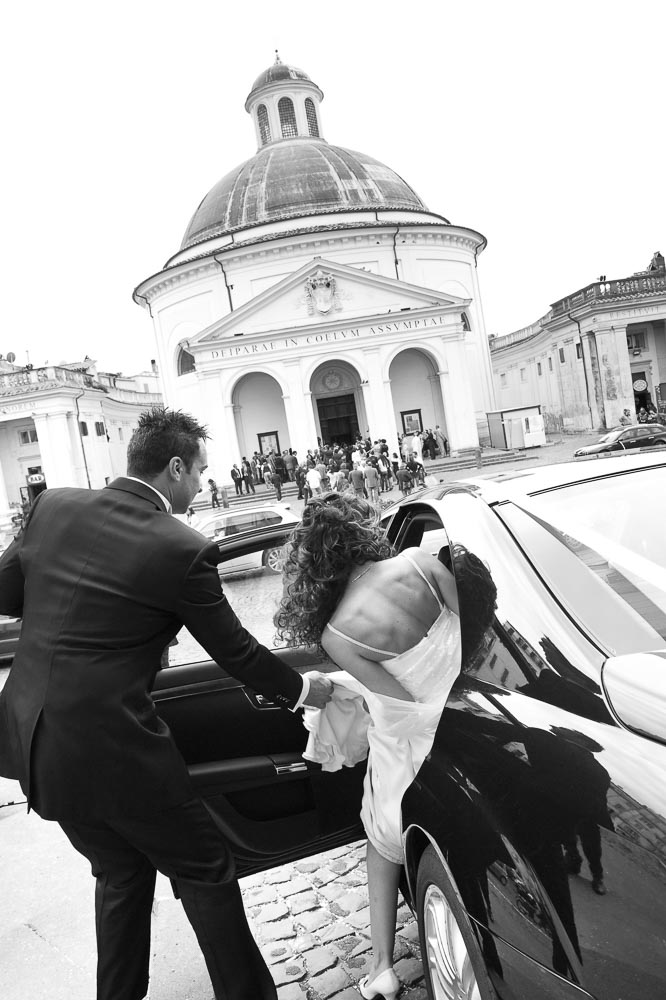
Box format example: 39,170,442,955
321,547,458,701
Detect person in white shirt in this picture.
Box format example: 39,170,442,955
306,466,323,496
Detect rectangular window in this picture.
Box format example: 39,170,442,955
627,332,647,350
80,421,88,436
500,373,507,387
118,427,124,441
548,357,553,371
18,429,38,445
559,347,566,364
537,362,542,376
576,342,583,359
520,368,527,382
95,421,106,437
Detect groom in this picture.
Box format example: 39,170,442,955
0,406,332,1000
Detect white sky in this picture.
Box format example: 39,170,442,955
2,0,664,375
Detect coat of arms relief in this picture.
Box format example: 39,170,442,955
303,270,343,315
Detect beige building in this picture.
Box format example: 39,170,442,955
490,253,666,432
134,55,496,477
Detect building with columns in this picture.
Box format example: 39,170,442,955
0,359,162,546
133,55,496,477
490,253,666,433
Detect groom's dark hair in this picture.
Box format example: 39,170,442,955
127,407,208,479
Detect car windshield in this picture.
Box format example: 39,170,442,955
501,466,666,645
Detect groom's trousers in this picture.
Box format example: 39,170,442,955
58,797,277,1000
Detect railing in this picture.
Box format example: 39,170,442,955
0,366,102,391
490,313,552,352
0,367,161,405
551,271,666,318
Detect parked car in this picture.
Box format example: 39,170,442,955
0,615,21,664
187,502,298,575
574,422,666,457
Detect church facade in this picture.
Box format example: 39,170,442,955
134,56,496,477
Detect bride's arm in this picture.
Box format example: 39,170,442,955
321,627,414,702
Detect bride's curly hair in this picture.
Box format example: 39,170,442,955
274,492,394,650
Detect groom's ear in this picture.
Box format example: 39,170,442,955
168,456,183,481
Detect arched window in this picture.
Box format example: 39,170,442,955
305,98,319,137
257,104,271,145
177,346,196,376
461,313,471,331
278,97,298,138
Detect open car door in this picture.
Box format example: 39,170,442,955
152,525,366,878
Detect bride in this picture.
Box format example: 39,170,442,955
275,493,496,1000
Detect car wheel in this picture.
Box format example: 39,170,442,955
654,439,666,446
416,845,494,1000
263,546,286,574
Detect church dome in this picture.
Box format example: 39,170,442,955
181,141,431,250
247,61,313,100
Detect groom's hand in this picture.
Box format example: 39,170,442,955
303,672,334,709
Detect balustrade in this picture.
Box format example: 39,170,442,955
552,272,666,317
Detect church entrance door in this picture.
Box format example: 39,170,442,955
317,394,359,446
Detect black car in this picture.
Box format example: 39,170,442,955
156,452,666,1000
4,457,666,1000
574,422,666,457
388,452,666,1000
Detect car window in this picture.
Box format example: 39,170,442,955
499,466,666,647
406,494,607,696
223,511,282,535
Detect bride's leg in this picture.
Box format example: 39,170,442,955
366,840,401,977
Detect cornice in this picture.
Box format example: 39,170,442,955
134,224,484,307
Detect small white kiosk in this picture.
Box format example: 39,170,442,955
487,405,546,450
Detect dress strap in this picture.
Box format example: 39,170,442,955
400,551,444,610
325,622,397,658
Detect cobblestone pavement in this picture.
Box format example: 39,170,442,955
242,844,427,1000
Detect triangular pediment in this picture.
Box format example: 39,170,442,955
195,258,470,345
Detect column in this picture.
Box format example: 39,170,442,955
32,411,81,489
438,340,479,453
594,325,634,426
0,453,14,550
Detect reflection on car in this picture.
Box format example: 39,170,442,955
5,455,666,999
574,422,666,457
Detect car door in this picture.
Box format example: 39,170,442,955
152,526,365,879
393,493,666,1000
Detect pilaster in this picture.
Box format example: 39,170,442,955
594,325,635,426
438,340,479,452
283,360,318,459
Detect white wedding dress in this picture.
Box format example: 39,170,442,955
303,552,461,864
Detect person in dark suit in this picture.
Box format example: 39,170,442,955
0,407,332,1000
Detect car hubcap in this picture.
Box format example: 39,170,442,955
423,884,481,1000
265,547,285,572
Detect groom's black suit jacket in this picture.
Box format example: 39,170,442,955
0,477,302,820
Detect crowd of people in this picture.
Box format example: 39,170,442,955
218,425,451,507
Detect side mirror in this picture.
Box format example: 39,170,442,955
602,652,666,743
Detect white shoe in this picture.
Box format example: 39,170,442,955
358,967,400,1000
